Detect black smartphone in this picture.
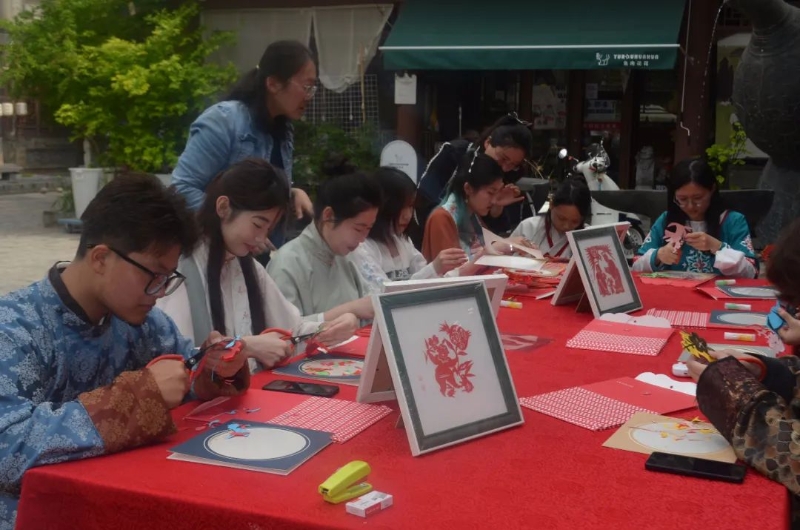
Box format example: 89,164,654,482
262,379,339,398
645,452,746,484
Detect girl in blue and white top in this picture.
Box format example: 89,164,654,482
352,167,469,294
632,157,757,278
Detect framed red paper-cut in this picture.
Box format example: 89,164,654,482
372,282,523,456
567,225,642,317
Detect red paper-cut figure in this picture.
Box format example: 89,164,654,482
664,222,692,251
585,244,624,296
424,322,475,397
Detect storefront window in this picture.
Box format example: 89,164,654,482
636,70,678,189
530,70,568,178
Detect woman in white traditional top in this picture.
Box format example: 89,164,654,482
511,177,591,259
158,159,358,371
352,167,469,294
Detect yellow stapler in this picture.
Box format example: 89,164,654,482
318,460,373,504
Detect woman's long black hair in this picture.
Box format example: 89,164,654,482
222,40,315,139
666,157,726,238
198,158,291,335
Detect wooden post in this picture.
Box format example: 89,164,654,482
619,70,642,189
674,0,718,162
519,70,534,122
567,70,586,156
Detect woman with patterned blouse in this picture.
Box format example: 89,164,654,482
632,157,757,278
687,218,800,524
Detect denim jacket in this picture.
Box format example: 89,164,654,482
171,100,294,210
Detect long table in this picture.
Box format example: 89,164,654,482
16,279,787,529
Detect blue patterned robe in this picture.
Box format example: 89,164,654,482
633,210,758,277
0,267,197,529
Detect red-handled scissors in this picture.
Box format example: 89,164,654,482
260,327,324,367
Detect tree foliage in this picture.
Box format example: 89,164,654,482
1,0,237,173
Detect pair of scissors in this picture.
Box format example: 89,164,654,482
261,327,324,366
148,336,243,372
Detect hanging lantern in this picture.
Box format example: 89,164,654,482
2,103,14,116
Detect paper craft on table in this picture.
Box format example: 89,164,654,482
271,353,363,386
697,281,779,300
168,420,332,475
708,310,768,330
519,376,697,431
638,271,715,288
566,313,674,356
500,333,552,353
267,396,392,443
475,227,546,271
603,412,736,463
677,342,778,363
182,391,309,425
646,309,709,329
326,335,369,358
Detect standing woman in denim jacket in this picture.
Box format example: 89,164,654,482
172,40,317,249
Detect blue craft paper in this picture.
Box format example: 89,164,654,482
169,421,332,475
709,310,769,327
272,353,363,384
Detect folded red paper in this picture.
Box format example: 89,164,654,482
520,376,696,431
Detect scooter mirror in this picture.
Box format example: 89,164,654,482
558,148,568,159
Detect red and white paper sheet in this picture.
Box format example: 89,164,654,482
267,397,392,443
520,376,697,431
646,309,709,328
566,314,674,356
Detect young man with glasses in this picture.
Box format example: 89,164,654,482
0,174,249,527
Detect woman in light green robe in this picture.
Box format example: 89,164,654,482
267,170,383,322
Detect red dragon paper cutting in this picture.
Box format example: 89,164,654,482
585,244,624,296
424,322,476,397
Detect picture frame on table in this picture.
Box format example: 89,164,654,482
371,282,524,456
357,274,509,404
565,224,642,317
552,222,630,311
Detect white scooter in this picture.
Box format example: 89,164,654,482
539,144,646,259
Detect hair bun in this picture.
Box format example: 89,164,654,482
322,154,357,178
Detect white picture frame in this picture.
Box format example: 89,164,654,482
552,222,629,310
357,274,509,404
382,274,509,316
372,282,524,456
566,225,642,317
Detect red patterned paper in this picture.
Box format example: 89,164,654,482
566,319,673,356
520,387,656,431
646,309,709,328
267,397,392,443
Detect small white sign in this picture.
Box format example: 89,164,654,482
380,140,418,183
394,73,417,105
586,83,599,100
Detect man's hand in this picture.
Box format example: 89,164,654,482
147,359,190,409
202,331,247,378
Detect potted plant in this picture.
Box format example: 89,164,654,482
706,121,748,189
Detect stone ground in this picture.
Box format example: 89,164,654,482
0,192,79,295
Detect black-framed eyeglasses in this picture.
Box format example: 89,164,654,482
92,245,185,296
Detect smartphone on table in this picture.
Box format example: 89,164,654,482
262,379,339,398
645,452,746,484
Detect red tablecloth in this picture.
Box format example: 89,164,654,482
16,280,788,530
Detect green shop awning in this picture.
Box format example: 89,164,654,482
381,0,686,70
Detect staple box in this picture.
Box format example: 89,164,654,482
345,491,393,518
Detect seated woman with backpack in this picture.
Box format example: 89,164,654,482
157,159,359,371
